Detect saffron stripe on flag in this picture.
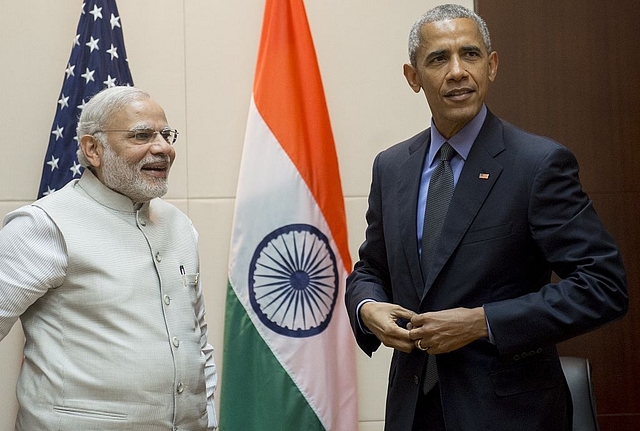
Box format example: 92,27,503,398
253,0,351,271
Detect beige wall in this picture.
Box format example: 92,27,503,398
0,1,471,430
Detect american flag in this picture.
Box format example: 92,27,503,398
37,0,133,198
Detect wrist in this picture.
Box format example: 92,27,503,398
471,306,489,339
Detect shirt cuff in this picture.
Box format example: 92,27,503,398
483,305,496,344
356,299,376,334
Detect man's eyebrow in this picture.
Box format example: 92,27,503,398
129,124,154,131
425,48,448,60
461,44,483,54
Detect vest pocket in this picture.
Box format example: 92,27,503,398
182,272,199,288
53,405,127,421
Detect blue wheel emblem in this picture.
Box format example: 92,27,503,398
248,224,338,338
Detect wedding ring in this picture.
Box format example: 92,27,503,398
416,339,430,351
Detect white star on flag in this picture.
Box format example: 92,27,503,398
65,64,75,78
70,161,83,177
110,13,121,29
86,36,99,52
89,5,102,21
58,94,70,109
46,156,60,171
103,75,117,87
81,67,95,83
52,126,64,140
106,44,118,60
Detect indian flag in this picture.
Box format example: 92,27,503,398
219,0,359,430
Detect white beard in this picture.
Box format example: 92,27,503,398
101,144,170,203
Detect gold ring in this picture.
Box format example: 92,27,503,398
416,339,429,351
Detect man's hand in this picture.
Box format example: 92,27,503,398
408,307,489,354
360,302,416,353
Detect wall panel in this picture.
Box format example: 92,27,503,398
476,1,640,428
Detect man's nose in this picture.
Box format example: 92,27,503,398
448,56,467,80
149,134,173,154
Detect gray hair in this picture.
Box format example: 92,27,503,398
408,4,492,67
76,86,150,167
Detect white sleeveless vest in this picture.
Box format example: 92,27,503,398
16,171,208,431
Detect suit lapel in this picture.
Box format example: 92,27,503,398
423,112,506,298
397,130,430,301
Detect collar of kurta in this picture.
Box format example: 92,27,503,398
76,169,151,214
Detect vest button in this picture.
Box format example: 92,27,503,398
164,295,171,305
155,252,162,262
172,336,180,347
176,382,184,394
136,212,147,227
414,375,419,386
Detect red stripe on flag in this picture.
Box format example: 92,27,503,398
252,0,351,271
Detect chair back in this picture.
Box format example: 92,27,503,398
560,356,600,431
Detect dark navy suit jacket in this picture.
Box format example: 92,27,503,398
345,110,628,431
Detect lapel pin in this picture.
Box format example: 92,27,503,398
479,173,490,179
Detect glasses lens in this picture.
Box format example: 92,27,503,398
133,130,154,143
121,128,177,145
160,129,174,144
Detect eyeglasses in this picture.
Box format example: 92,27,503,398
96,128,179,145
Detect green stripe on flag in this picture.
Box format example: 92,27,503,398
220,280,325,431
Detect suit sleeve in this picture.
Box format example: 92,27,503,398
484,146,628,355
345,153,393,356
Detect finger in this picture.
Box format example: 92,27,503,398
392,307,416,321
411,313,424,327
408,327,427,341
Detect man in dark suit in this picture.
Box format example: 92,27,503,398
345,4,628,431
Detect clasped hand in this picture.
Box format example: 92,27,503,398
360,302,488,354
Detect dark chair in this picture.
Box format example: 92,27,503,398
560,356,600,431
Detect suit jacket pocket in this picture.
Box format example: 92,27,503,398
461,222,512,245
490,358,559,397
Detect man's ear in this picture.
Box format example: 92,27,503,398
488,50,499,83
79,134,103,169
403,63,422,93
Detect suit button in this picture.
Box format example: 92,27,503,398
155,252,162,262
414,375,420,386
177,382,184,394
172,337,180,347
164,294,171,305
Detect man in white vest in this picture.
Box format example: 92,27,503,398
0,86,218,430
